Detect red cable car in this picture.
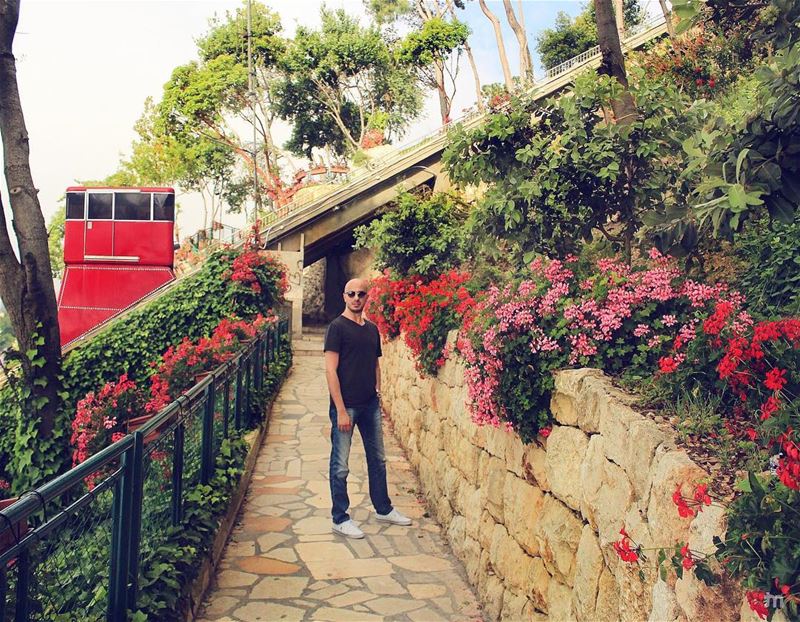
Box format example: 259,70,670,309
57,187,177,347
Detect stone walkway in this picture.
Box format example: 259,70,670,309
197,335,483,622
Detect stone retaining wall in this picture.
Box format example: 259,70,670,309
380,337,751,622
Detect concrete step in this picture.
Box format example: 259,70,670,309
293,335,324,357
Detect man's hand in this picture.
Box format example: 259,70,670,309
337,409,352,433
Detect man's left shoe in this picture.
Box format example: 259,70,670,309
375,508,412,526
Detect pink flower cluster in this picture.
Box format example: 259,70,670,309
459,251,737,429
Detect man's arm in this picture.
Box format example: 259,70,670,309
325,350,352,433
375,359,381,395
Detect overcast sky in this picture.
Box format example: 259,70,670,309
1,0,659,242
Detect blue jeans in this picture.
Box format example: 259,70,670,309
329,396,393,524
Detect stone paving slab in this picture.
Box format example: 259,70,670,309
197,341,484,622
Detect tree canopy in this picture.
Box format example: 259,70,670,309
272,8,422,157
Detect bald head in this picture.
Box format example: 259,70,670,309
344,278,368,293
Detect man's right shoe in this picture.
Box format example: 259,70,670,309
332,519,365,539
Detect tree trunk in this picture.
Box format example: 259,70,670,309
658,0,677,38
501,0,533,84
434,61,451,124
0,0,62,437
478,0,514,91
594,0,638,126
446,4,483,112
463,39,485,112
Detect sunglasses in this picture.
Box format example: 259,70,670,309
344,290,368,299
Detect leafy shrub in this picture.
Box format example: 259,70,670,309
735,215,800,318
354,191,466,278
444,71,706,264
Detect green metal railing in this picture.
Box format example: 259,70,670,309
0,319,289,621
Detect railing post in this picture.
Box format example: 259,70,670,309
172,421,185,525
108,438,138,622
222,377,231,439
200,382,216,485
234,366,243,430
126,432,145,611
13,548,30,622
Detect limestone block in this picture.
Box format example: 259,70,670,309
598,402,640,469
687,503,727,558
447,515,467,559
455,438,481,485
478,450,491,483
450,476,469,516
646,451,706,552
432,382,452,419
546,426,590,512
434,450,450,487
433,493,453,525
464,535,483,586
408,384,422,413
579,435,635,543
505,432,526,478
554,368,607,433
626,418,667,501
443,464,462,502
523,444,550,491
464,488,484,539
484,424,509,459
551,392,578,426
571,526,603,622
501,589,529,622
492,526,534,594
527,557,551,614
648,580,679,622
484,456,506,522
503,473,544,557
675,572,739,622
595,567,620,622
477,548,492,595
418,430,432,461
616,562,652,622
483,575,505,622
478,510,496,551
547,580,575,622
535,494,583,586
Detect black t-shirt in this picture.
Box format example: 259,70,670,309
324,315,382,408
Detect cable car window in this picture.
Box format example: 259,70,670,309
115,192,151,220
87,193,113,220
66,193,85,219
153,193,175,221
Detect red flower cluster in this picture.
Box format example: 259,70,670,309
70,374,146,488
228,250,279,295
612,527,640,563
367,270,474,375
672,482,713,518
147,313,277,412
361,129,385,149
680,543,695,570
777,430,800,491
746,590,769,620
393,270,475,375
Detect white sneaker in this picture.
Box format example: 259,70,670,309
332,519,365,539
375,508,412,526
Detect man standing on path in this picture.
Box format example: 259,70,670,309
324,278,412,538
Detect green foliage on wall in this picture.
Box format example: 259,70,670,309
353,191,466,278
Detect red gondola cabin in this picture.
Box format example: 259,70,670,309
57,187,177,347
